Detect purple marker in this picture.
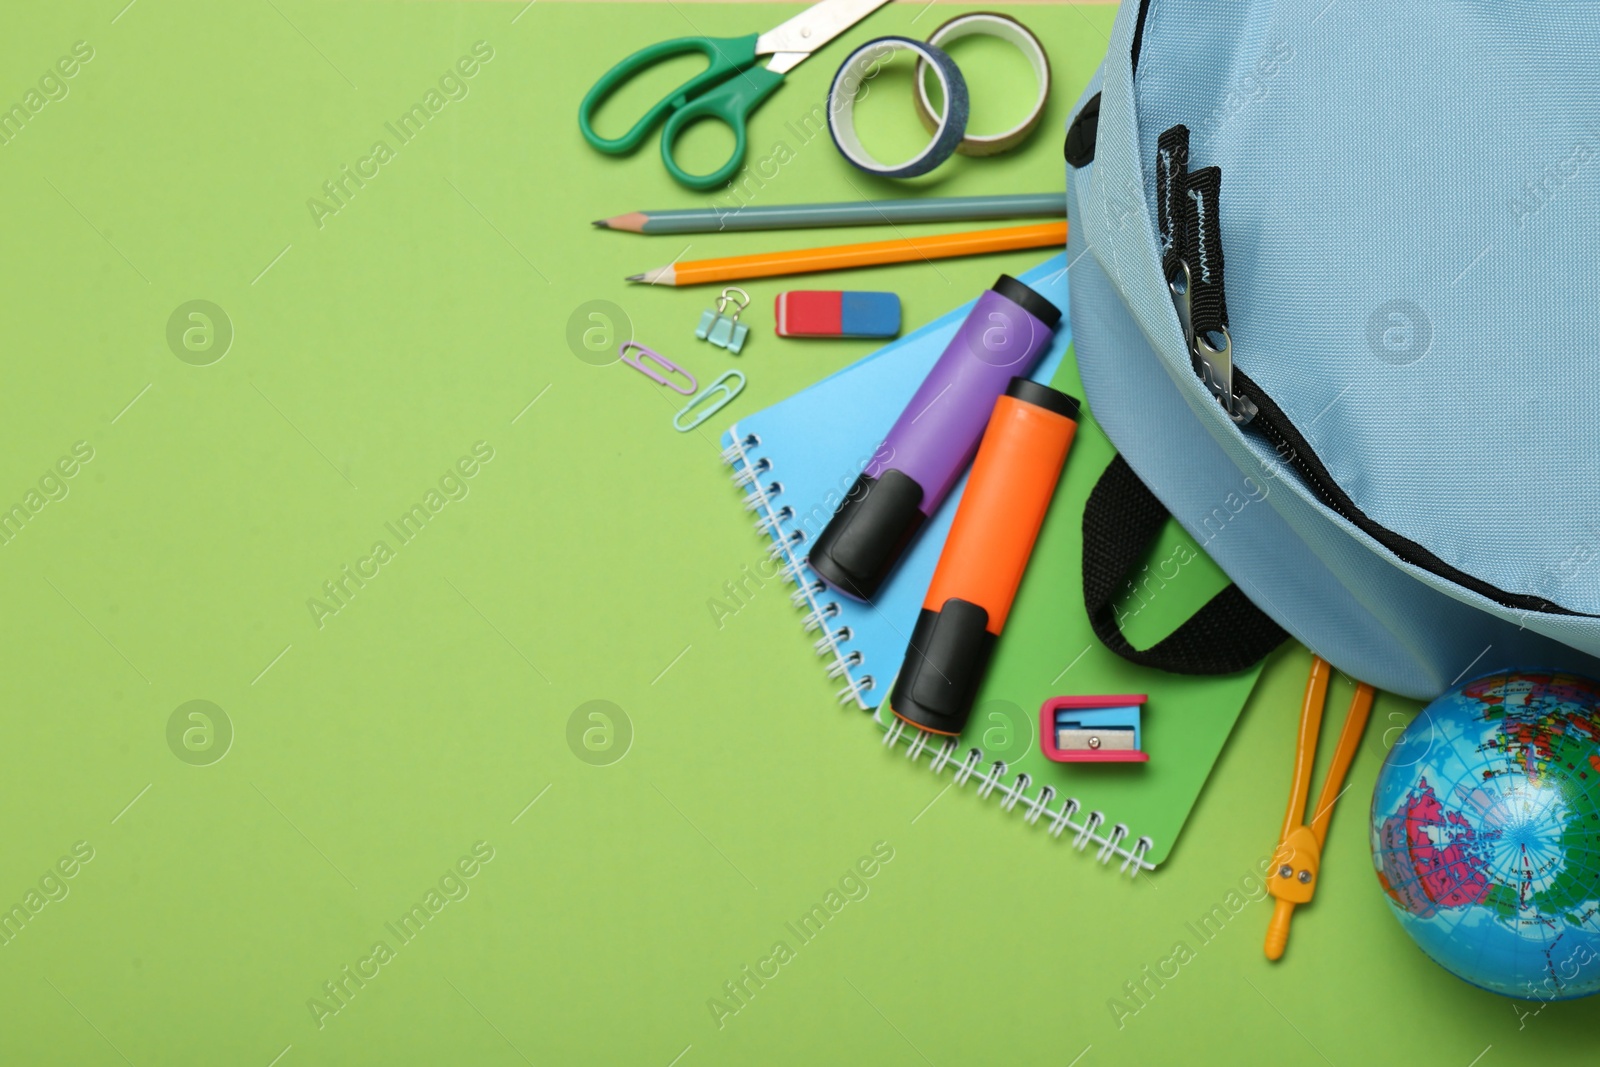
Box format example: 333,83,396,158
807,274,1061,601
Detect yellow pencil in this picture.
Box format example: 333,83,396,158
626,222,1069,286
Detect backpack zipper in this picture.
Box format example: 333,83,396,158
1158,125,1256,424
1230,369,1578,615
1149,124,1580,618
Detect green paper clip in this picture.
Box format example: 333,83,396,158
673,369,746,432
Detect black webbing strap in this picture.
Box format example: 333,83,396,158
1155,125,1189,280
1082,455,1287,675
1181,165,1228,336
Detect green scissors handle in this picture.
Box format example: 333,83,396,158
578,33,787,191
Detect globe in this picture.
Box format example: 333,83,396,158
1371,669,1600,1001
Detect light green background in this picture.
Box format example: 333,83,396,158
1,2,1595,1064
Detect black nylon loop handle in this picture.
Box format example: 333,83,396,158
1082,454,1287,674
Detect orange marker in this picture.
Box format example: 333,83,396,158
889,378,1079,736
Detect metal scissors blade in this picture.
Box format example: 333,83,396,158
756,0,893,75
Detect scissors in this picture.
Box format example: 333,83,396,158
578,0,893,191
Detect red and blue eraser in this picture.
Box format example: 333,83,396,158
774,291,901,339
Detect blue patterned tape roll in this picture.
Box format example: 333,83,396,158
826,36,969,180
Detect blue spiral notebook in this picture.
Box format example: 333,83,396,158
719,254,1268,874
719,255,1073,709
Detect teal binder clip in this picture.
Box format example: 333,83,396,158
695,287,750,354
673,370,746,432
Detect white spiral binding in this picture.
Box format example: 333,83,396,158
730,457,771,488
825,651,863,679
724,428,873,709
742,484,781,512
723,428,1153,872
880,718,1156,876
753,506,794,536
801,602,840,633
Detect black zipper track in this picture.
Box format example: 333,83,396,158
1231,369,1585,618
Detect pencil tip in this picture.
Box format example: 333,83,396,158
606,211,648,234
592,219,608,228
625,273,644,282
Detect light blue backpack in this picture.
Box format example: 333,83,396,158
1064,1,1600,699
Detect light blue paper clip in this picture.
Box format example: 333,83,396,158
673,370,746,432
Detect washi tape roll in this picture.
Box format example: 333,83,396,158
827,37,969,180
913,13,1051,157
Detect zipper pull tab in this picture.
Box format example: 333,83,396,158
1155,126,1190,282
1169,256,1256,423
1155,127,1255,424
1168,258,1194,349
1194,323,1250,423
1178,168,1256,424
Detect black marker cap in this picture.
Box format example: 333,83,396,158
807,470,926,601
889,599,997,736
993,274,1061,330
1005,377,1080,420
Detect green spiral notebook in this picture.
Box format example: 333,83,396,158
870,348,1265,874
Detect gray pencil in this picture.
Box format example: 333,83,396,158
594,192,1066,235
